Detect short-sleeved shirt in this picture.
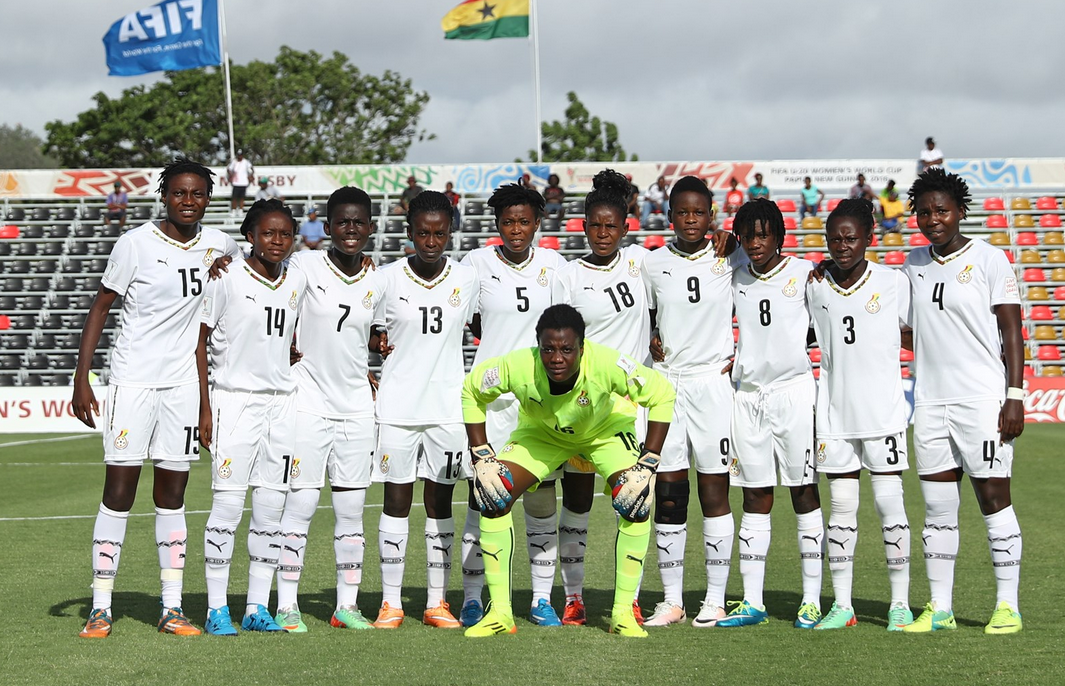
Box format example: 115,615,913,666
544,186,565,204
725,190,744,208
228,159,253,186
107,191,128,208
748,184,770,200
103,222,240,387
400,185,423,206
881,197,905,220
901,239,1020,405
800,186,821,206
919,148,944,169
299,219,326,243
849,183,873,199
254,185,282,202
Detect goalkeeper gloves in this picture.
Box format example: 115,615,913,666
471,444,514,513
611,450,660,522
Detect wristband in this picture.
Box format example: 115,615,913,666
1006,387,1024,401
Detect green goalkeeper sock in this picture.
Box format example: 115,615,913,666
613,517,650,613
479,512,514,616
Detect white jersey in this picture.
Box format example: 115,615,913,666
201,261,307,394
290,251,381,419
462,245,564,363
228,158,253,186
372,258,479,425
103,222,239,388
643,242,745,374
902,239,1020,405
732,256,814,389
808,262,911,438
553,244,652,363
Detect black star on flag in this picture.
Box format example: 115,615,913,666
479,1,496,19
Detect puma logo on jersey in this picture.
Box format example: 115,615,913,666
661,270,673,276
821,305,829,311
157,258,169,266
583,286,596,291
245,294,256,303
399,296,410,304
316,285,327,294
490,275,501,282
917,272,925,279
738,288,748,296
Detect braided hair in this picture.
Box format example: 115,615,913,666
157,156,214,196
407,189,455,228
732,197,785,248
826,198,875,237
907,167,971,218
487,183,545,226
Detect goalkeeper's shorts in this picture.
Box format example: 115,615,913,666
499,414,640,485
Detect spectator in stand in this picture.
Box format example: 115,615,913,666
800,176,825,218
299,206,326,250
543,174,566,222
880,179,898,205
849,174,875,202
254,176,283,203
626,174,640,218
394,175,423,214
520,173,536,191
227,150,254,216
641,175,670,227
880,189,905,234
918,137,944,173
104,181,129,228
445,181,462,231
724,177,745,216
748,172,770,201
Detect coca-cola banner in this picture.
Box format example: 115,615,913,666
1023,378,1065,423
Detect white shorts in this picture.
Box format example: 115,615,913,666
210,388,296,492
914,401,1014,478
291,412,376,489
730,374,817,488
102,382,200,468
817,432,909,474
657,371,733,475
373,423,470,485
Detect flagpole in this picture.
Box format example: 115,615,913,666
219,0,236,160
530,0,542,164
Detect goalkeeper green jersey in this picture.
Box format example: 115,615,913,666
462,340,676,444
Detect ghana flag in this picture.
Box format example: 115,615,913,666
442,0,530,40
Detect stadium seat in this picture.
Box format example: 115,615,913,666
620,236,637,248
67,241,89,256
32,207,52,221
1024,365,1035,378
883,232,904,247
1030,305,1054,320
804,252,824,264
1040,214,1063,228
32,260,56,275
1010,197,1031,211
983,197,1005,211
986,215,1008,228
7,260,30,275
0,333,30,350
82,206,101,221
21,295,44,310
0,242,10,257
783,216,797,230
865,251,879,263
461,218,483,233
1016,232,1039,246
801,217,823,230
825,198,842,212
808,347,821,363
540,218,559,233
538,236,560,250
5,208,24,221
1003,250,1015,263
899,348,914,362
1048,250,1065,264
563,235,585,252
776,199,796,213
27,277,51,291
484,236,503,248
56,207,76,221
61,259,84,274
1045,232,1064,245
1036,196,1059,210
1043,366,1064,377
1025,347,1033,361
1024,268,1047,283
565,218,584,232
625,217,640,233
868,233,878,247
41,241,63,256
0,225,20,239
909,232,930,247
2,277,24,291
1014,215,1034,228
644,235,666,250
1020,250,1041,264
465,201,484,216
802,234,825,248
989,232,1010,246
458,237,479,252
899,366,911,378
1027,286,1049,300
1037,345,1062,361
907,215,918,229
1055,286,1065,300
0,353,20,370
884,250,906,265
0,373,16,386
1051,268,1065,282
1034,325,1057,341
384,219,405,234
647,215,668,230
73,224,94,238
782,234,798,248
722,216,735,231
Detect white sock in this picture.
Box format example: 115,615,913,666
275,488,319,610
920,480,960,613
525,513,557,605
827,480,859,609
738,512,771,609
332,489,367,609
871,474,910,606
654,522,687,606
425,517,455,608
702,514,734,609
379,514,409,608
91,504,129,613
559,507,589,598
155,506,187,609
796,509,824,609
460,507,483,604
246,487,284,614
205,490,244,610
984,505,1022,611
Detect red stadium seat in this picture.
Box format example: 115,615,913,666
733,327,739,342
1024,365,1035,378
1037,345,1062,361
907,215,918,229
776,199,796,213
1030,305,1054,321
485,236,503,247
986,215,1008,228
812,368,820,379
1016,232,1039,246
868,233,878,247
1055,286,1065,300
909,232,930,247
1040,214,1063,228
884,251,906,265
804,252,824,263
808,347,821,363
564,218,584,232
1024,268,1047,282
538,236,560,250
1002,249,1015,263
783,216,797,230
899,349,914,362
644,235,666,250
983,197,1005,211
900,366,911,378
626,217,640,233
783,234,798,248
0,315,9,330
825,198,842,212
1036,196,1059,210
0,225,19,239
722,216,735,231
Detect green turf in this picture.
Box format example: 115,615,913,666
1,427,1061,685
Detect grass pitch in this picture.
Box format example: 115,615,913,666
1,426,1062,685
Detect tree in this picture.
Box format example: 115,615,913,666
0,124,58,169
44,47,432,167
526,91,636,163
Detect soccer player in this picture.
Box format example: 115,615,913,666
459,183,566,627
807,198,914,630
551,169,652,625
197,199,307,635
900,169,1024,634
270,187,383,632
461,304,675,638
717,198,825,629
72,158,240,639
370,190,479,629
642,176,743,627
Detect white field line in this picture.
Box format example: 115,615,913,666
0,434,97,449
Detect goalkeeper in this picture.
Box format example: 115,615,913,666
461,304,675,638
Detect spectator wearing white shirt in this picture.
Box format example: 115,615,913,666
641,175,669,227
918,137,944,173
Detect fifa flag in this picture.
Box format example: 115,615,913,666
103,0,221,76
442,0,530,40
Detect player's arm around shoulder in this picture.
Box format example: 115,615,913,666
462,351,522,424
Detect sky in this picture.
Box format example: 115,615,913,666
2,0,1064,165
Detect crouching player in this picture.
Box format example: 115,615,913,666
461,304,675,638
807,198,913,630
197,199,307,635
